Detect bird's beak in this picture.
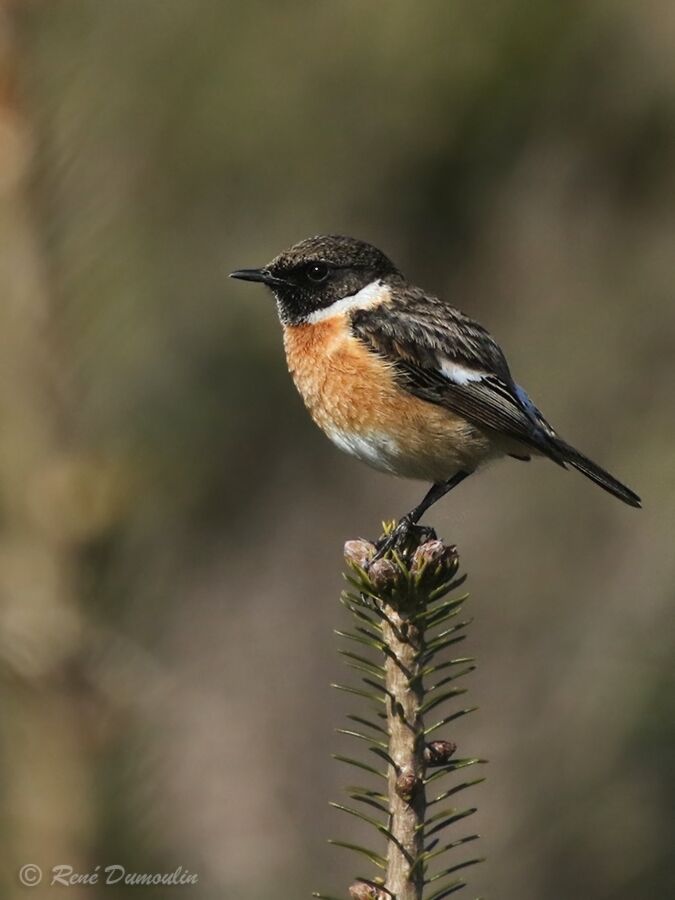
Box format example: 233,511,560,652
229,268,287,287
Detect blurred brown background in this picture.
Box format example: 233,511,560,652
0,2,673,899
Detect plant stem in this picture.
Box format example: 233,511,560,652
382,599,426,899
321,530,482,900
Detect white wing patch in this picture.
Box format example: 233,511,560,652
438,357,487,385
305,280,389,324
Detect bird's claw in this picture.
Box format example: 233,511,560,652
371,519,436,564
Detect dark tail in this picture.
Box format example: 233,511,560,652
553,438,641,508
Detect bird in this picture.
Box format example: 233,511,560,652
230,235,640,555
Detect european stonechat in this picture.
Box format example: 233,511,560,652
231,235,640,552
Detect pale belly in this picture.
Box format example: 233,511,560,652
322,424,497,482
282,316,505,483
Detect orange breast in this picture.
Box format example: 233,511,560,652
282,315,496,481
283,317,396,434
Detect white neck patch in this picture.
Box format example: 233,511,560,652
304,280,389,324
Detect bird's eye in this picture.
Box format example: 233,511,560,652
306,262,330,283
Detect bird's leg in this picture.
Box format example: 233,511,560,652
373,471,470,561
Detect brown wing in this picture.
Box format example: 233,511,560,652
350,286,564,461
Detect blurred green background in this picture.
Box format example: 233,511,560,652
0,2,673,898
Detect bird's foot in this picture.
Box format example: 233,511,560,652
371,517,436,564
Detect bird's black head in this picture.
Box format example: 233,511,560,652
230,235,400,325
